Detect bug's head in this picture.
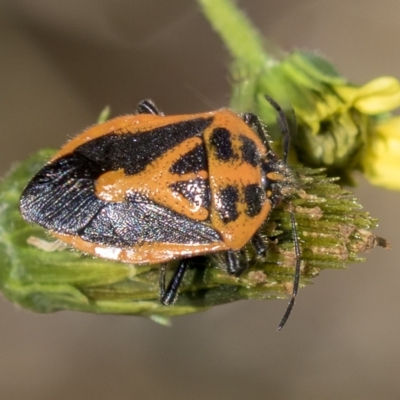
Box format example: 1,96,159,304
261,153,294,208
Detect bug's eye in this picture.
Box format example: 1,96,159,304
261,173,275,193
260,172,267,191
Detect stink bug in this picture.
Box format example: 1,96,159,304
19,97,301,329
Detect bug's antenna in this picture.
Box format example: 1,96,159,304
277,206,301,331
264,95,291,164
264,95,301,330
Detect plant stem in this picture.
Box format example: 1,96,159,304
197,0,272,71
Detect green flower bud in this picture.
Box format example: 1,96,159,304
199,0,400,187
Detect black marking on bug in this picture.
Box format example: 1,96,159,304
74,118,213,176
209,128,237,162
244,184,265,217
169,178,211,211
169,143,208,175
217,185,240,223
239,134,260,167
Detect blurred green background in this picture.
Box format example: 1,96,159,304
1,1,400,399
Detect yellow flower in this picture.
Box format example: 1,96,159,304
362,116,400,190
231,51,400,185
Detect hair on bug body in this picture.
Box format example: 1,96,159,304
19,96,301,330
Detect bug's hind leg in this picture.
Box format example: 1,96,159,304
160,259,190,305
136,99,164,116
226,233,266,277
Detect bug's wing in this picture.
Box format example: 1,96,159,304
20,154,222,246
19,154,104,234
79,192,222,247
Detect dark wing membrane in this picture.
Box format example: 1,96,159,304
20,154,104,234
79,192,221,247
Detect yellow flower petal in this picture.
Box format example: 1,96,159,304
363,116,400,189
334,84,358,102
353,77,400,114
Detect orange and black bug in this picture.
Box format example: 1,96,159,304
19,97,301,329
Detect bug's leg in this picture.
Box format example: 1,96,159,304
264,95,292,164
242,113,274,153
226,250,248,277
251,232,267,257
160,259,190,305
136,99,164,116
